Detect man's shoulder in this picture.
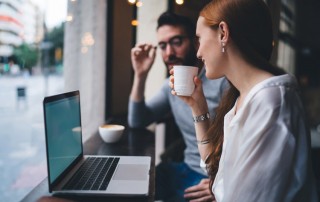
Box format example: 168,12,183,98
202,75,227,86
202,76,229,100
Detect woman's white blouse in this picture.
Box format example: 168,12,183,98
201,74,318,202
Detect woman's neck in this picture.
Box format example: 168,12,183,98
226,58,274,112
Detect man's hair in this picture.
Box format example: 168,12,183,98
157,12,195,38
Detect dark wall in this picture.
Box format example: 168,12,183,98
106,0,136,118
170,0,211,25
296,0,320,87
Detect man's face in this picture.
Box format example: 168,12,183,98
157,25,197,71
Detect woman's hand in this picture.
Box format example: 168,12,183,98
169,69,209,115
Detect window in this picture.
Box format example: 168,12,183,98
0,0,66,201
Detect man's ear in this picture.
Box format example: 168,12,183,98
219,21,229,44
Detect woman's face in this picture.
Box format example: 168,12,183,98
196,16,226,79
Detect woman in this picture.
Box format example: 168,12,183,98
170,0,318,201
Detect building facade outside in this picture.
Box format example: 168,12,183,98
0,0,43,73
0,0,23,57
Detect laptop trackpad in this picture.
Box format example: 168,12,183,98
113,164,149,181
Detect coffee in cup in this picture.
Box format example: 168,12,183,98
98,124,125,143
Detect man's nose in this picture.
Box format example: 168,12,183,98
165,44,175,56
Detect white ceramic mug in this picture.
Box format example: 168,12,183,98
173,65,198,96
98,124,125,143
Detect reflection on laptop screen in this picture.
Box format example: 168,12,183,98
45,95,82,184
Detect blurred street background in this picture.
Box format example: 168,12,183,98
0,74,64,201
0,0,66,200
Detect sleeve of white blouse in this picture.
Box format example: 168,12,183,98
222,88,304,202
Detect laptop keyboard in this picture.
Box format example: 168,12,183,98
62,157,120,191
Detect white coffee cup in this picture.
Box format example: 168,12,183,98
173,65,198,96
98,124,125,143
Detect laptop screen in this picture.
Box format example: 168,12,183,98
44,92,82,184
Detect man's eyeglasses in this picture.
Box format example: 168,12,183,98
158,35,186,51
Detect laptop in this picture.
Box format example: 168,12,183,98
43,90,151,196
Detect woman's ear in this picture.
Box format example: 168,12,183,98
219,21,229,44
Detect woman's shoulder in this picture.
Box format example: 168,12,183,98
239,74,299,113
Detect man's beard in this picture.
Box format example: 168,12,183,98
184,47,198,66
165,48,198,71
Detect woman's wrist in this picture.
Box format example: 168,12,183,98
192,106,209,117
193,112,210,123
191,97,208,114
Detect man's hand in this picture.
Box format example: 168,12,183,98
130,43,157,101
131,43,157,79
184,179,216,202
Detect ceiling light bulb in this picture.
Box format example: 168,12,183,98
128,0,136,5
175,0,184,5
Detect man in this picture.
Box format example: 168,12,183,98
128,12,227,201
